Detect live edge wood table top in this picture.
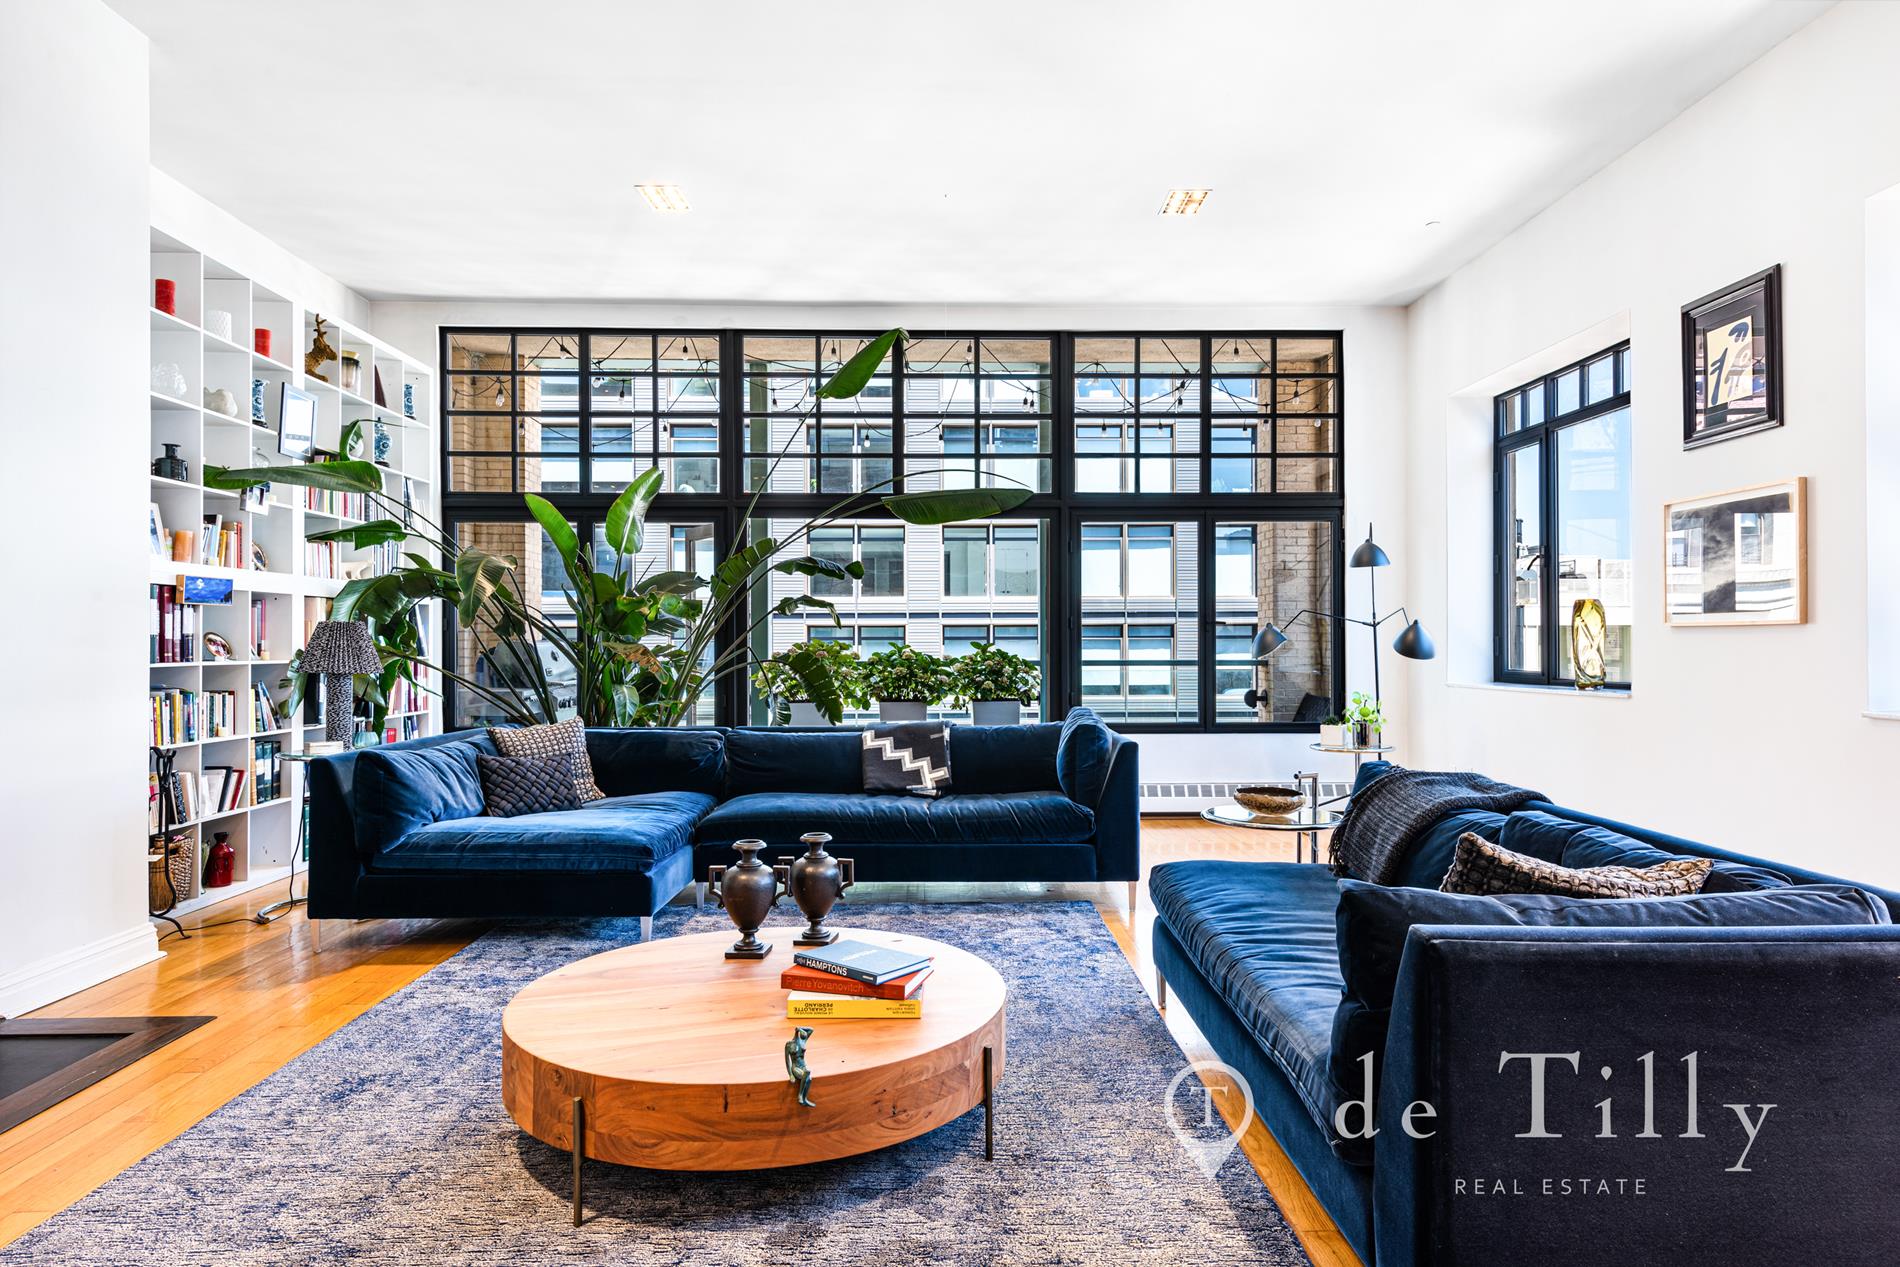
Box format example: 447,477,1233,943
501,927,1007,1171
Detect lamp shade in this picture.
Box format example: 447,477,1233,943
1392,619,1436,661
1349,524,1390,569
303,620,382,675
1250,623,1290,659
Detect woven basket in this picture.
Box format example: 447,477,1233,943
1234,785,1305,815
148,832,194,913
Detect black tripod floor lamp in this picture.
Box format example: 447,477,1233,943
1242,523,1436,714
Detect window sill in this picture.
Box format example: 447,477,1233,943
1864,710,1900,722
1449,681,1632,699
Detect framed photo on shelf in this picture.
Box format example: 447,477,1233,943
278,383,317,459
1681,265,1782,449
1662,477,1806,626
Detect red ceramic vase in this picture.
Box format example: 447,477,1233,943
153,278,176,315
204,831,235,889
253,327,271,358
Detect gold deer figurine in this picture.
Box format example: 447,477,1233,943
306,315,338,382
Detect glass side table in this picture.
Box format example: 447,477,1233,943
1309,741,1395,804
1199,803,1344,864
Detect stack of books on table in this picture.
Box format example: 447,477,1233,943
783,940,934,1020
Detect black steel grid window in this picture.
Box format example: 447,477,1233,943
440,327,1346,731
1494,342,1634,687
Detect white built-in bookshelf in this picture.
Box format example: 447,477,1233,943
146,226,439,920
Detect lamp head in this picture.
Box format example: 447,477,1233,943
1251,623,1289,660
1393,619,1436,661
1349,522,1390,569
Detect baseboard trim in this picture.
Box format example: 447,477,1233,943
0,923,163,1019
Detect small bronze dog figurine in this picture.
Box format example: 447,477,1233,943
784,1026,815,1107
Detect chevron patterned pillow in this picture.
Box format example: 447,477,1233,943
477,752,583,818
861,723,952,798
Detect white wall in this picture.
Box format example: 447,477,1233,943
371,300,1410,786
1404,1,1900,885
0,0,159,1014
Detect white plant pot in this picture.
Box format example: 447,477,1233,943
1320,724,1350,748
787,701,825,726
969,700,1022,726
878,700,928,723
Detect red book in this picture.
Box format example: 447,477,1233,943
779,963,932,1000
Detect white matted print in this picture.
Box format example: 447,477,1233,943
1663,477,1806,626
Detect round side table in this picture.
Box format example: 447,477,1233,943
1309,741,1395,798
1199,803,1343,864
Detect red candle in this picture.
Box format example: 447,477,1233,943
153,278,176,314
253,327,272,358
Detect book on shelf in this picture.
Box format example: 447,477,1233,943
785,993,922,1020
251,682,283,733
198,514,245,569
250,597,267,658
151,686,201,745
149,584,201,663
791,940,934,986
202,688,238,738
780,963,932,1000
203,764,247,812
252,738,283,803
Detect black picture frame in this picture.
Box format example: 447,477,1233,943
1681,265,1782,449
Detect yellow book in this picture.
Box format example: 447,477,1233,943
786,992,922,1020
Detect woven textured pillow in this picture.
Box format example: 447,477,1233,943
477,752,582,818
861,723,951,798
489,717,603,803
1441,832,1710,898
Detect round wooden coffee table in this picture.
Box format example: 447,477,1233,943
501,926,1006,1222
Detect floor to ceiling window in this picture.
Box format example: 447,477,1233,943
1493,343,1633,687
441,328,1343,730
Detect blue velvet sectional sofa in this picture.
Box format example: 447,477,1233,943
1151,763,1900,1266
306,709,1137,936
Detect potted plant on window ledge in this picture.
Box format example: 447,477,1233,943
753,640,867,725
950,642,1041,726
862,645,953,723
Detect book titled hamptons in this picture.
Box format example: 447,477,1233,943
792,940,933,986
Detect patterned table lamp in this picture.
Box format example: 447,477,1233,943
304,620,383,746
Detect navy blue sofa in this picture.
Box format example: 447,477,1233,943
1151,764,1900,1266
306,709,1137,930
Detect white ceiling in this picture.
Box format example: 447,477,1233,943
109,0,1829,306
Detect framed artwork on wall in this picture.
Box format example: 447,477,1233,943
1662,477,1806,626
1681,265,1783,449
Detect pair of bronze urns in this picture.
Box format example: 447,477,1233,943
706,833,854,960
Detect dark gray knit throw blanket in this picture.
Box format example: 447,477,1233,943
1328,766,1544,883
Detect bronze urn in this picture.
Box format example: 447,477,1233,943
782,832,855,947
707,839,787,959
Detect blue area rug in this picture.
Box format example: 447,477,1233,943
2,902,1309,1265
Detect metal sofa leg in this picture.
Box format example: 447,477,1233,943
1156,967,1167,1012
640,915,653,942
1127,880,1138,915
310,915,323,954
695,881,705,909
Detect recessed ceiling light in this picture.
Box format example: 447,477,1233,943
1159,188,1211,216
636,184,690,213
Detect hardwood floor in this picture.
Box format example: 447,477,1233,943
0,818,1352,1266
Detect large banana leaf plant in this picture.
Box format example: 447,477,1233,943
203,329,1030,731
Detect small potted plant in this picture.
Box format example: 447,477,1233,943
861,645,953,723
751,639,866,724
1318,711,1351,749
950,642,1041,726
1345,691,1384,748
